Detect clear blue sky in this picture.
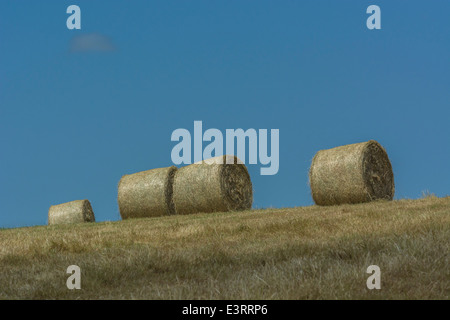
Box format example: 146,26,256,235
1,1,449,228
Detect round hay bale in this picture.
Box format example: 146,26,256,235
118,166,177,219
173,155,253,215
309,140,395,206
48,199,95,225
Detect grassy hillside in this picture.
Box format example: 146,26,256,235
0,196,449,299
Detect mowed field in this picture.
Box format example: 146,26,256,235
0,196,449,300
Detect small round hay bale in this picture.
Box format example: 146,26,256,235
118,166,177,219
309,140,395,206
48,199,95,225
172,155,253,215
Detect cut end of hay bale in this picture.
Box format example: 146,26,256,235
118,166,177,219
309,140,395,206
48,199,95,225
362,140,395,201
173,155,253,215
220,157,253,210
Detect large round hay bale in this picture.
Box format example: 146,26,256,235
118,166,177,219
48,199,95,225
172,155,253,215
309,140,395,206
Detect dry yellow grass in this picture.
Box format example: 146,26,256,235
0,196,449,299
